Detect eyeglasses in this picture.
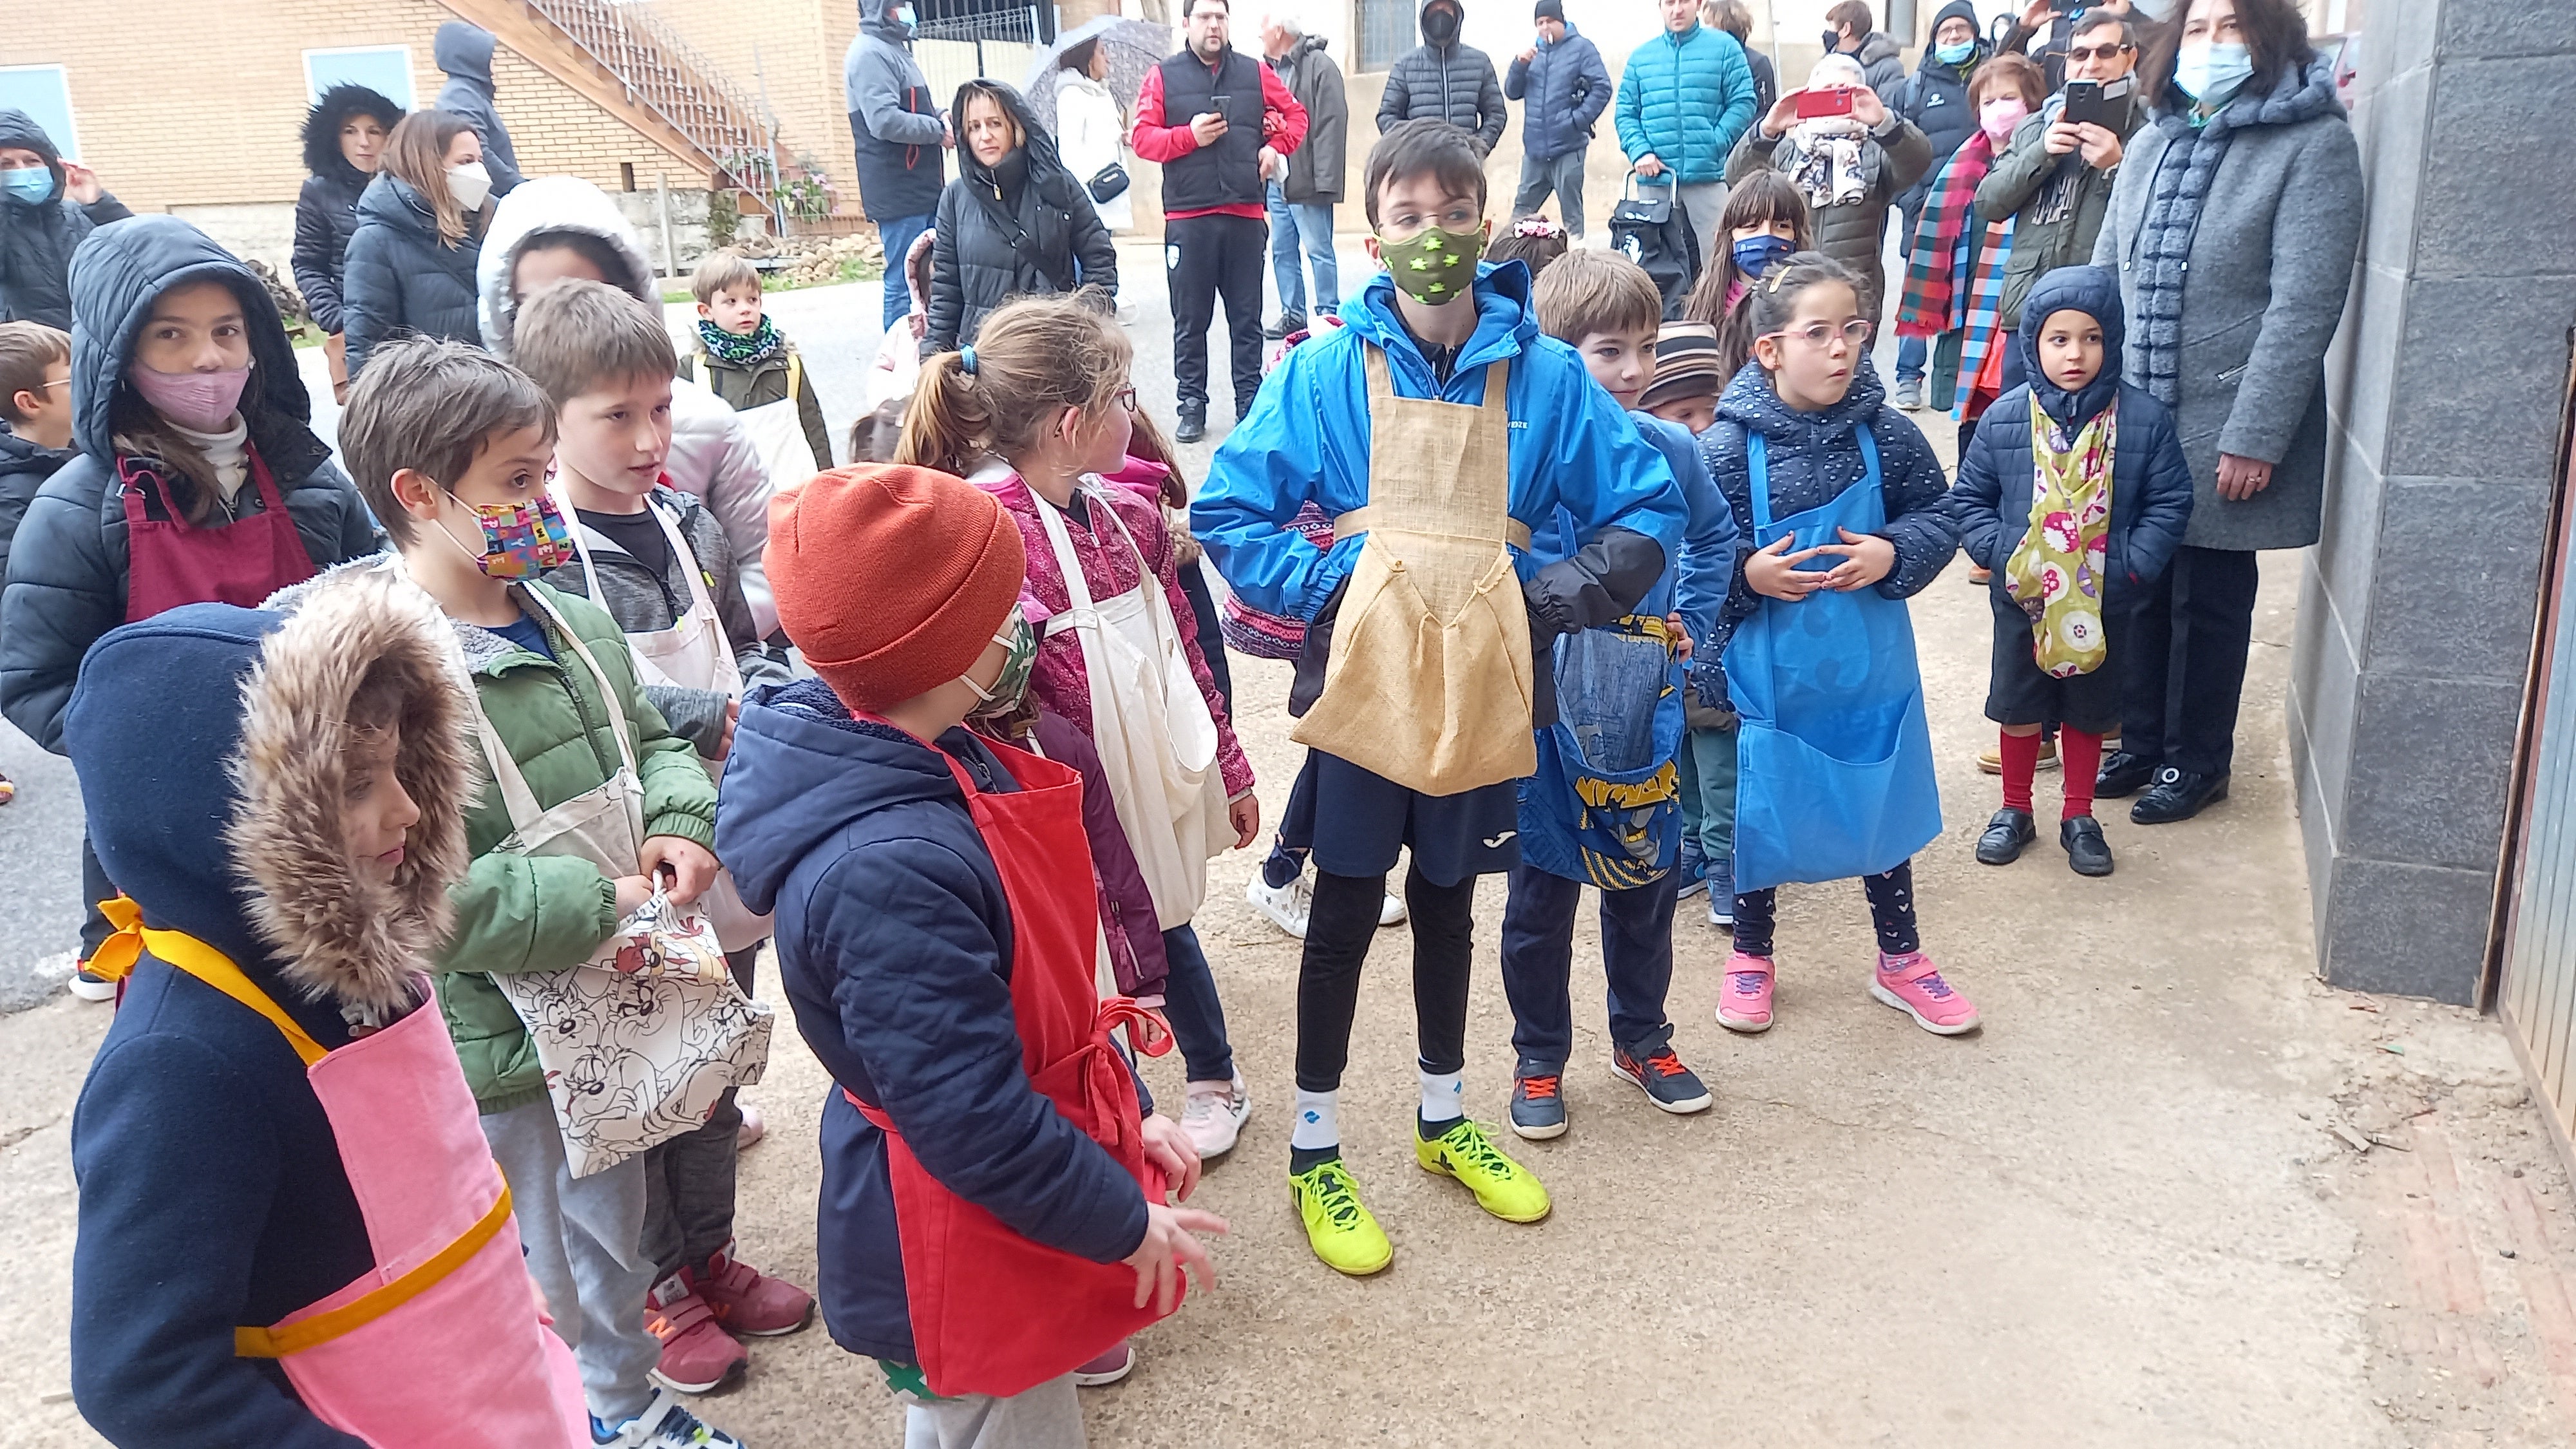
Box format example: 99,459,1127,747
1112,385,1138,413
2066,43,2134,62
1763,320,1871,348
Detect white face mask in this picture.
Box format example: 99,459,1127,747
446,160,493,213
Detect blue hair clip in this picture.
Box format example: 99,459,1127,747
959,345,979,375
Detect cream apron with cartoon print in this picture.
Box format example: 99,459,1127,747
473,585,771,1177
565,492,771,951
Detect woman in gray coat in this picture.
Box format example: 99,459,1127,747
2090,0,2361,825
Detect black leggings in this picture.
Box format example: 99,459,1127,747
1732,862,1920,958
1294,863,1476,1092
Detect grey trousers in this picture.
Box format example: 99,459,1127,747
483,1098,662,1423
902,1374,1084,1448
1511,148,1589,239
1677,180,1727,266
638,945,757,1277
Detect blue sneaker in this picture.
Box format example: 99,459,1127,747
1674,838,1708,900
1707,855,1734,929
594,1388,743,1447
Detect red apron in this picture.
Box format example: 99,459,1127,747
121,447,317,622
844,732,1180,1399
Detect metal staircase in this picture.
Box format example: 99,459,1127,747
439,0,785,229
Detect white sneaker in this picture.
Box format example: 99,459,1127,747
68,968,115,1002
1378,893,1406,926
594,1388,742,1448
1245,873,1311,938
1180,1075,1251,1159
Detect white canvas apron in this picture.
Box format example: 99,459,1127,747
1032,486,1228,931
472,587,772,1177
565,495,769,951
692,352,822,485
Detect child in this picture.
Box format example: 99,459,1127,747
853,228,938,464
335,337,746,1449
896,292,1262,1164
1482,213,1569,275
0,319,72,804
513,279,811,1395
716,463,1224,1443
1701,252,1976,1037
1947,265,2192,877
1681,170,1811,384
1195,119,1687,1274
683,251,835,475
66,566,586,1447
1636,320,1740,922
1499,250,1734,1141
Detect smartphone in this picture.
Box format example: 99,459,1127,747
1207,93,1232,116
1794,88,1855,120
2060,80,2106,129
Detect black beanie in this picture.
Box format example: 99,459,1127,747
1534,0,1566,21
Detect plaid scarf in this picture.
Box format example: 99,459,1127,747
1895,131,1998,339
1951,214,2015,422
696,315,786,368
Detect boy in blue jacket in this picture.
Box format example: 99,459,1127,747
1195,120,1687,1276
1499,251,1735,1141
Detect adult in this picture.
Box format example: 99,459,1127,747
1980,9,2148,389
339,111,491,379
1264,14,1347,336
2003,0,2141,95
1889,0,1993,410
433,22,523,199
1132,0,1308,442
1054,39,1134,234
1616,0,1759,267
292,84,404,405
1895,51,2043,442
1727,55,1931,327
2090,0,2360,824
1824,1,1909,104
1504,0,1611,243
924,80,1116,355
1376,0,1506,157
0,111,130,331
1705,0,1777,116
846,0,951,330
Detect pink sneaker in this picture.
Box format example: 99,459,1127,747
685,1239,814,1337
1871,951,1980,1035
1716,952,1775,1033
1073,1340,1135,1387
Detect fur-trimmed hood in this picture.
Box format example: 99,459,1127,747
300,83,405,185
475,173,659,362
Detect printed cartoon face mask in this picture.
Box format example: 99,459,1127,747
1376,223,1486,306
444,490,576,579
962,611,1038,718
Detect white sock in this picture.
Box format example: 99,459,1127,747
1419,1066,1464,1126
1290,1088,1340,1151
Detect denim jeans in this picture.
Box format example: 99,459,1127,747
877,212,934,330
1896,332,1929,384
1159,923,1236,1084
1266,184,1338,319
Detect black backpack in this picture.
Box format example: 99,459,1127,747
1609,173,1702,319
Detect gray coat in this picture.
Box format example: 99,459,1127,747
2092,57,2362,552
433,23,523,199
1272,35,1348,204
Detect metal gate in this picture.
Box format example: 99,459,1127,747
2496,334,2576,1139
913,1,1046,107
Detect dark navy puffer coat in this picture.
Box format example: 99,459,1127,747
0,108,133,330
290,84,404,337
338,173,484,377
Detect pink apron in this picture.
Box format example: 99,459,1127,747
91,901,589,1446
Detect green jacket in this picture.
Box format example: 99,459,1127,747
1975,93,2145,334
436,580,719,1113
682,345,835,473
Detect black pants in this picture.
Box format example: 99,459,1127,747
640,945,757,1278
1166,213,1267,418
2119,545,2260,777
1499,866,1678,1073
1295,864,1475,1092
1179,558,1232,711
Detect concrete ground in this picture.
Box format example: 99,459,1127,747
8,240,2576,1444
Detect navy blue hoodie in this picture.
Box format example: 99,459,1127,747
716,679,1150,1365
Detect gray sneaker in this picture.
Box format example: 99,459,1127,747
1892,377,1927,410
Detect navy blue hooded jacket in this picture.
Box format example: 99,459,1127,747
339,172,485,378
433,23,524,198
1503,23,1611,162
0,217,381,755
0,108,133,330
1944,265,2194,603
1895,0,1994,218
717,679,1151,1365
0,425,75,578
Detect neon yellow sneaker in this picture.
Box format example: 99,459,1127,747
1416,1119,1552,1224
1290,1159,1394,1276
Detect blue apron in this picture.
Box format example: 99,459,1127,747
1516,612,1686,889
1725,426,1942,892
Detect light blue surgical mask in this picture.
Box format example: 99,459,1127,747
1934,39,1976,65
0,167,52,205
2172,41,2254,110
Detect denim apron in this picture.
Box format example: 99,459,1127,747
1725,426,1942,891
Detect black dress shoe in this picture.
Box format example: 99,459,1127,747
1174,408,1206,444
1265,310,1307,340
1975,808,2037,865
2096,749,2157,800
2130,767,2228,825
2061,815,2115,876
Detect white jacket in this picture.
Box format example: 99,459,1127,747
1053,73,1132,233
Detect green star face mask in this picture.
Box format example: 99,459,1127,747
1376,222,1487,306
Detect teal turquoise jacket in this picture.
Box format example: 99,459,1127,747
1615,24,1761,185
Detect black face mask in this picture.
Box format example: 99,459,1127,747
1823,27,1846,51
1424,7,1461,44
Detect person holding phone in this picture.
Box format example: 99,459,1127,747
2000,0,2139,94
1978,9,2148,393
1725,54,1931,330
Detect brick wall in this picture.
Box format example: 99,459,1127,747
645,0,855,209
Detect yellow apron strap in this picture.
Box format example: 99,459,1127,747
1331,506,1531,551
235,1182,515,1358
85,898,327,1068
787,351,803,400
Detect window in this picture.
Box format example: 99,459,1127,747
303,46,415,111
0,66,77,160
1358,0,1412,73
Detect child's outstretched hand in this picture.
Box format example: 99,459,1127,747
641,835,720,905
1815,528,1897,592
1745,536,1829,600
1140,1112,1203,1200
1124,1202,1227,1314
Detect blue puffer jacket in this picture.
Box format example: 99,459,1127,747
1944,265,2194,602
1614,24,1759,185
716,680,1151,1366
1504,24,1611,162
339,173,484,378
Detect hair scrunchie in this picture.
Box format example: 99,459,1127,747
959,345,979,375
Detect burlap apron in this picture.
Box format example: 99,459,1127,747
1290,346,1535,796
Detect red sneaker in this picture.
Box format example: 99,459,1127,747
685,1240,814,1338
643,1274,747,1394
